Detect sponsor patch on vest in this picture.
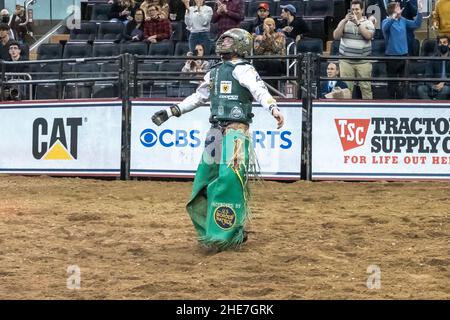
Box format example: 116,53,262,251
220,81,232,94
214,206,236,230
231,106,244,119
218,105,224,115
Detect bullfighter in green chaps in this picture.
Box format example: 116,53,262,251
152,28,284,251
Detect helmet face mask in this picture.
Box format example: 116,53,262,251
216,28,253,58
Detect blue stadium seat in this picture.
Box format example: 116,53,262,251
149,40,174,56
420,39,437,56
90,3,112,22
120,42,148,55
93,43,120,57
37,43,63,60
174,41,190,56
97,22,124,42
297,38,323,53
69,22,97,42
371,39,385,56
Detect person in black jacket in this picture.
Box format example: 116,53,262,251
417,36,450,100
320,62,348,98
123,8,145,41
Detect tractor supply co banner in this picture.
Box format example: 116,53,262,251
0,100,122,176
312,101,450,180
131,100,302,180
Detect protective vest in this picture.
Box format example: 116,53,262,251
209,60,253,123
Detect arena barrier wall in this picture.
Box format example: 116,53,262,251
312,100,450,180
130,99,303,180
0,99,123,176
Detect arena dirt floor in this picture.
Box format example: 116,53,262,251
0,175,449,299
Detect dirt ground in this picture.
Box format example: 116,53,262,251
0,175,449,299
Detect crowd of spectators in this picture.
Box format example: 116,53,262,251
1,0,449,101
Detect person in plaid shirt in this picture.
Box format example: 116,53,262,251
143,5,172,43
211,0,244,37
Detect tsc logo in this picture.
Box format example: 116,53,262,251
335,119,370,151
32,117,83,160
140,129,201,148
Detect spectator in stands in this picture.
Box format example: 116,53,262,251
184,0,213,54
333,0,375,99
6,41,28,69
0,23,13,60
254,18,286,56
143,4,172,43
432,0,450,37
253,17,286,90
141,0,169,20
109,0,137,25
123,8,145,41
417,36,450,100
181,43,210,73
277,4,309,43
9,5,31,45
4,40,28,100
169,0,187,21
211,0,245,37
382,0,422,99
0,9,10,24
250,2,271,35
320,62,349,98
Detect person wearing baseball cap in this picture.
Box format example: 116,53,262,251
278,3,309,42
251,2,271,35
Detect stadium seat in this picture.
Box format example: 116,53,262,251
174,41,190,56
69,22,97,42
372,62,387,78
92,63,119,98
297,38,323,54
158,62,185,72
407,60,427,98
170,21,183,41
420,39,437,56
37,43,63,60
134,62,160,97
93,43,120,57
35,84,58,100
120,42,148,55
275,0,304,16
64,63,100,99
303,17,328,40
411,38,420,57
304,0,334,17
97,22,124,42
329,39,340,55
371,39,385,56
63,43,93,59
90,3,112,22
148,40,174,56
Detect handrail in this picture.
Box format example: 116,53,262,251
24,0,36,26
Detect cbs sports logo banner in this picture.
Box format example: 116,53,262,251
130,100,302,180
0,100,122,176
312,101,450,180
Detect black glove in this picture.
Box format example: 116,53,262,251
152,110,169,126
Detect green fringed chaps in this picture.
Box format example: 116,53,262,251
186,127,250,250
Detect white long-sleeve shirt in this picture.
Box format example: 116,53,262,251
184,5,213,33
177,59,277,115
